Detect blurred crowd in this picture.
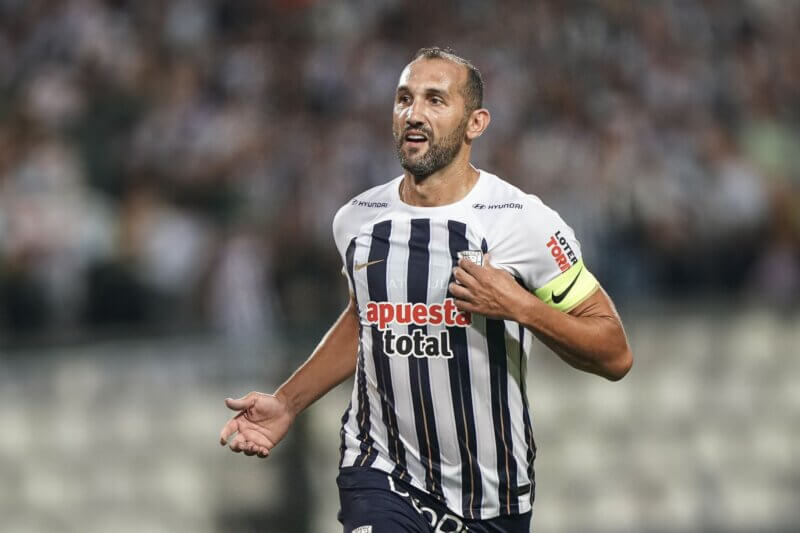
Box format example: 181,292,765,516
1,0,799,342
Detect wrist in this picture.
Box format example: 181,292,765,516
508,288,539,324
275,388,301,419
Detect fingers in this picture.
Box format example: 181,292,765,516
220,417,240,445
458,256,486,273
453,298,478,314
228,433,246,453
448,281,472,301
242,441,270,457
453,265,479,289
240,426,275,448
228,431,272,458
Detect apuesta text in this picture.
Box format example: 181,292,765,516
364,299,471,359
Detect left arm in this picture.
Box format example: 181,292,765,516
450,258,633,381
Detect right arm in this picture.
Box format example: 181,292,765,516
219,297,360,457
276,296,360,417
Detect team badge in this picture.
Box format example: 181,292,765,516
457,249,483,266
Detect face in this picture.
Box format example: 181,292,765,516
392,58,471,178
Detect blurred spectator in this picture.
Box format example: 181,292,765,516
1,0,800,342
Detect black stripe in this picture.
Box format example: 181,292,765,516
519,324,536,503
338,400,352,467
446,220,483,518
487,317,519,515
355,347,378,466
346,237,377,467
407,218,444,499
366,220,408,477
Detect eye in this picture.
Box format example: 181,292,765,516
397,94,411,104
430,96,444,105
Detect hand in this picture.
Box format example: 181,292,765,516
448,255,532,321
219,391,294,458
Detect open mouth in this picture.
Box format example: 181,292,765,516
404,130,429,146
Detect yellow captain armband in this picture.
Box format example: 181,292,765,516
533,259,599,312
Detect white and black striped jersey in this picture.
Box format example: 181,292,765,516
332,169,599,520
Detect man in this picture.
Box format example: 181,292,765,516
219,47,633,532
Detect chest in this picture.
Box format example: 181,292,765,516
348,216,487,306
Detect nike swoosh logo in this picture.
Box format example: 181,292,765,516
354,259,385,271
552,267,583,304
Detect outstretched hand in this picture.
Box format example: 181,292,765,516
219,391,294,458
449,254,531,321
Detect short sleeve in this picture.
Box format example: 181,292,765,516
332,203,354,264
495,195,598,311
332,203,356,295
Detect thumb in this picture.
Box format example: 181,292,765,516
225,392,258,411
483,252,492,267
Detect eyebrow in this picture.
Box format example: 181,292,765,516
396,85,450,98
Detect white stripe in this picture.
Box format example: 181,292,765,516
467,314,500,519
370,453,395,475
341,397,360,467
385,218,427,485
353,230,372,308
428,218,462,512
361,309,391,463
342,333,369,468
504,321,532,513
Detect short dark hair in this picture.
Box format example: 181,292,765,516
411,47,483,113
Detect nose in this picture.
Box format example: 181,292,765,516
405,100,425,128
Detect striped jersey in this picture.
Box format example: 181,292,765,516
332,169,599,520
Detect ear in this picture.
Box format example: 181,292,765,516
466,108,491,140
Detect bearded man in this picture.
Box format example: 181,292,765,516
220,47,633,533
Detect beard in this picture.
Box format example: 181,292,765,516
394,115,469,178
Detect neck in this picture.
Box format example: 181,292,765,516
400,153,479,207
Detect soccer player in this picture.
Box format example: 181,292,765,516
219,47,633,533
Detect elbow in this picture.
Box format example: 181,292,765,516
603,347,633,382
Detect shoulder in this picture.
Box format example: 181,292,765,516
334,177,398,226
471,171,565,225
475,171,584,285
332,176,400,252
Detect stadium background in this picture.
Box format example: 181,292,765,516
1,1,798,532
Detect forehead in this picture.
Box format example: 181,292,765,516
396,58,467,94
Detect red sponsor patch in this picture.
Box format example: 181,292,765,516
545,231,578,272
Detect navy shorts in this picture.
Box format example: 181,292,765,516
337,467,531,533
